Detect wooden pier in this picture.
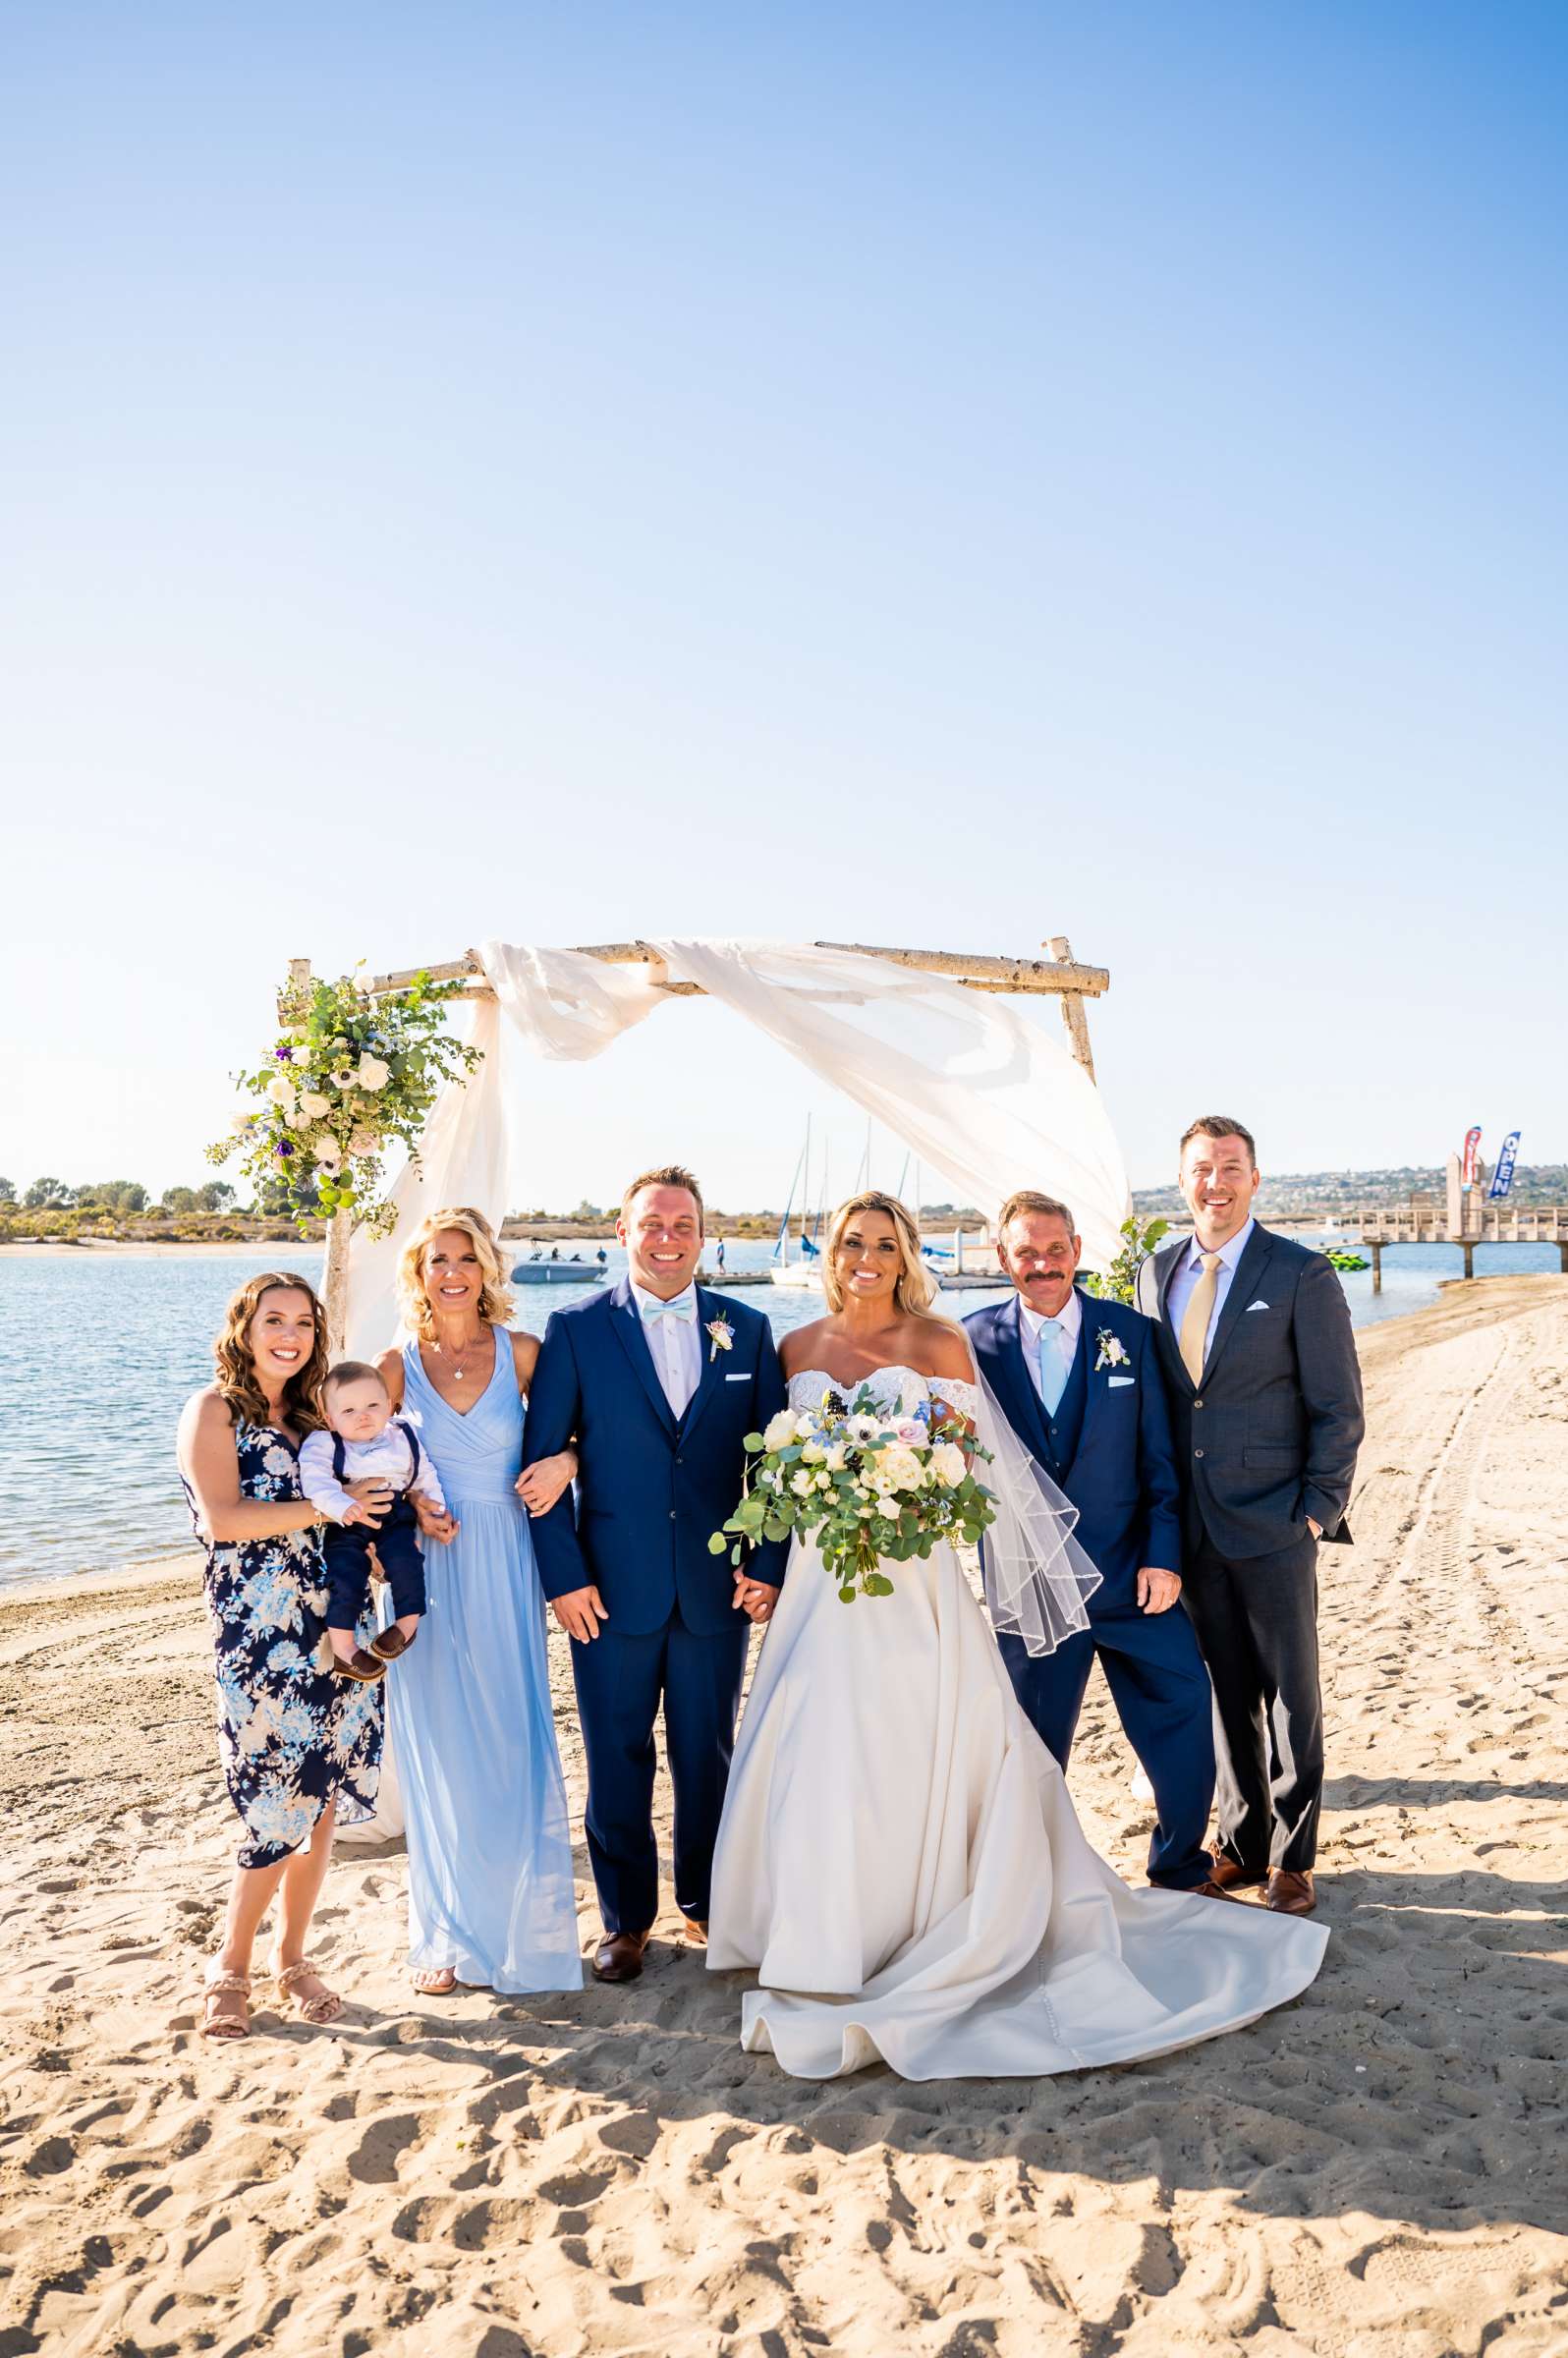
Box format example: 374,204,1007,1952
1352,1203,1568,1289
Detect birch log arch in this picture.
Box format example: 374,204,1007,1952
275,938,1120,1354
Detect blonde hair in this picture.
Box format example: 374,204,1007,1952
213,1270,328,1432
821,1191,938,1316
396,1206,515,1339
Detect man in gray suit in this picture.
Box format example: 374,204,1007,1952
1137,1116,1364,1916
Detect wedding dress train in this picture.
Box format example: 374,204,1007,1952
706,1367,1327,2080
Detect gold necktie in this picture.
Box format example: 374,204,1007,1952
1179,1253,1223,1386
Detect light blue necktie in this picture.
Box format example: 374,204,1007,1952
642,1294,696,1322
1037,1318,1067,1416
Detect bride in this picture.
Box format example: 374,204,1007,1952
706,1191,1328,2080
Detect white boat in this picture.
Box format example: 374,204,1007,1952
769,1119,825,1290
511,1257,607,1284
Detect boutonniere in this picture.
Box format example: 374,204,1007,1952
1094,1327,1130,1373
706,1317,735,1363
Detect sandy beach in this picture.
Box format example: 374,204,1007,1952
2,1275,1565,2357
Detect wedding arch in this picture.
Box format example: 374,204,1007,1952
262,935,1124,1354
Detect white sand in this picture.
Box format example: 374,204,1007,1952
2,1276,1565,2356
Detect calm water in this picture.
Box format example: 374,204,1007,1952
0,1236,1555,1591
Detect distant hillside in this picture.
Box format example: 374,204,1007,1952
1132,1165,1566,1219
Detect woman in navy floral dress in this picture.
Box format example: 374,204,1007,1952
178,1271,382,2039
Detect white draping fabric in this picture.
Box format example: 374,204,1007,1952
343,936,1129,1357
649,940,1129,1269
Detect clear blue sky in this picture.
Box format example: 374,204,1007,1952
3,4,1563,1210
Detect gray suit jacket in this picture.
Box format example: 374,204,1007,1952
1136,1223,1364,1560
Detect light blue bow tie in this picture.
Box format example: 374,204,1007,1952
642,1294,696,1323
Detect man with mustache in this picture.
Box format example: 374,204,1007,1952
1137,1118,1364,1916
967,1190,1226,1900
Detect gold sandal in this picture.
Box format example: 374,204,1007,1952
272,1955,343,2025
200,1965,252,2041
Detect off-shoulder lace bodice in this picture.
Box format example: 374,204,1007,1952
786,1365,980,1422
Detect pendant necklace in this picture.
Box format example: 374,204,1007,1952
432,1331,482,1382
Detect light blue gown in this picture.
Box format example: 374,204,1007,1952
389,1327,584,1993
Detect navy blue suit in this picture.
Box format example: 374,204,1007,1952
966,1287,1216,1889
523,1281,788,1934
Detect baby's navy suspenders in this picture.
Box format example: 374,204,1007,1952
331,1419,420,1488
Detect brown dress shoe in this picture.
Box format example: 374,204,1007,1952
1265,1869,1316,1916
680,1916,708,1945
1208,1853,1268,1891
1190,1878,1239,1901
369,1624,418,1663
327,1647,386,1683
591,1932,650,1984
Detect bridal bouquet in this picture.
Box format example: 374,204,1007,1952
711,1386,996,1603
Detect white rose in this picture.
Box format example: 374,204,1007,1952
876,1443,923,1492
356,1055,391,1091
930,1441,969,1488
299,1092,331,1120
762,1409,799,1453
813,1470,832,1490
794,1411,818,1440
824,1441,848,1473
858,1505,876,1520
265,1076,296,1108
791,1470,814,1497
349,1127,379,1153
800,1439,825,1465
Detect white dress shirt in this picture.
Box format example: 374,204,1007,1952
1019,1286,1082,1403
630,1277,701,1418
298,1419,448,1523
1164,1218,1256,1367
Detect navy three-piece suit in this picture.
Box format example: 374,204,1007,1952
522,1281,788,1935
965,1286,1216,1889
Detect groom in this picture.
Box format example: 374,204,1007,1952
524,1164,788,1983
967,1190,1226,1896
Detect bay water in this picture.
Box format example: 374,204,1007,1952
0,1237,1553,1591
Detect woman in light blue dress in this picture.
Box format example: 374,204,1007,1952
375,1207,583,1995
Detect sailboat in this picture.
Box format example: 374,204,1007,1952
771,1118,826,1290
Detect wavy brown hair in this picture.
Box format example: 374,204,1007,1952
213,1271,328,1432
396,1206,515,1339
821,1191,939,1316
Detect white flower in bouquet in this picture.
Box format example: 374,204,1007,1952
930,1440,969,1488
230,1111,253,1136
299,1091,331,1120
814,1470,832,1490
877,1443,924,1492
265,1075,296,1108
315,1141,343,1171
791,1470,815,1497
794,1410,818,1440
847,1413,880,1445
800,1438,826,1465
894,1419,924,1445
349,1126,379,1153
824,1440,849,1472
763,1409,799,1452
356,1054,391,1091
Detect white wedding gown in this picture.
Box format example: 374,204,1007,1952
706,1367,1328,2080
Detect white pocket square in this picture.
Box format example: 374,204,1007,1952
1246,1300,1269,1313
1107,1375,1136,1388
724,1373,749,1381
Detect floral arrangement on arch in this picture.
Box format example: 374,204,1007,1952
206,967,482,1238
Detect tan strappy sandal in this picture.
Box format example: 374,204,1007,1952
272,1955,344,2025
200,1964,252,2041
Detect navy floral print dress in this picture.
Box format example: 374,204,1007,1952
185,1420,382,1869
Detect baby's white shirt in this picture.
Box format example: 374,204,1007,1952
299,1420,447,1524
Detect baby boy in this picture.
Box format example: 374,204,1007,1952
299,1362,448,1682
